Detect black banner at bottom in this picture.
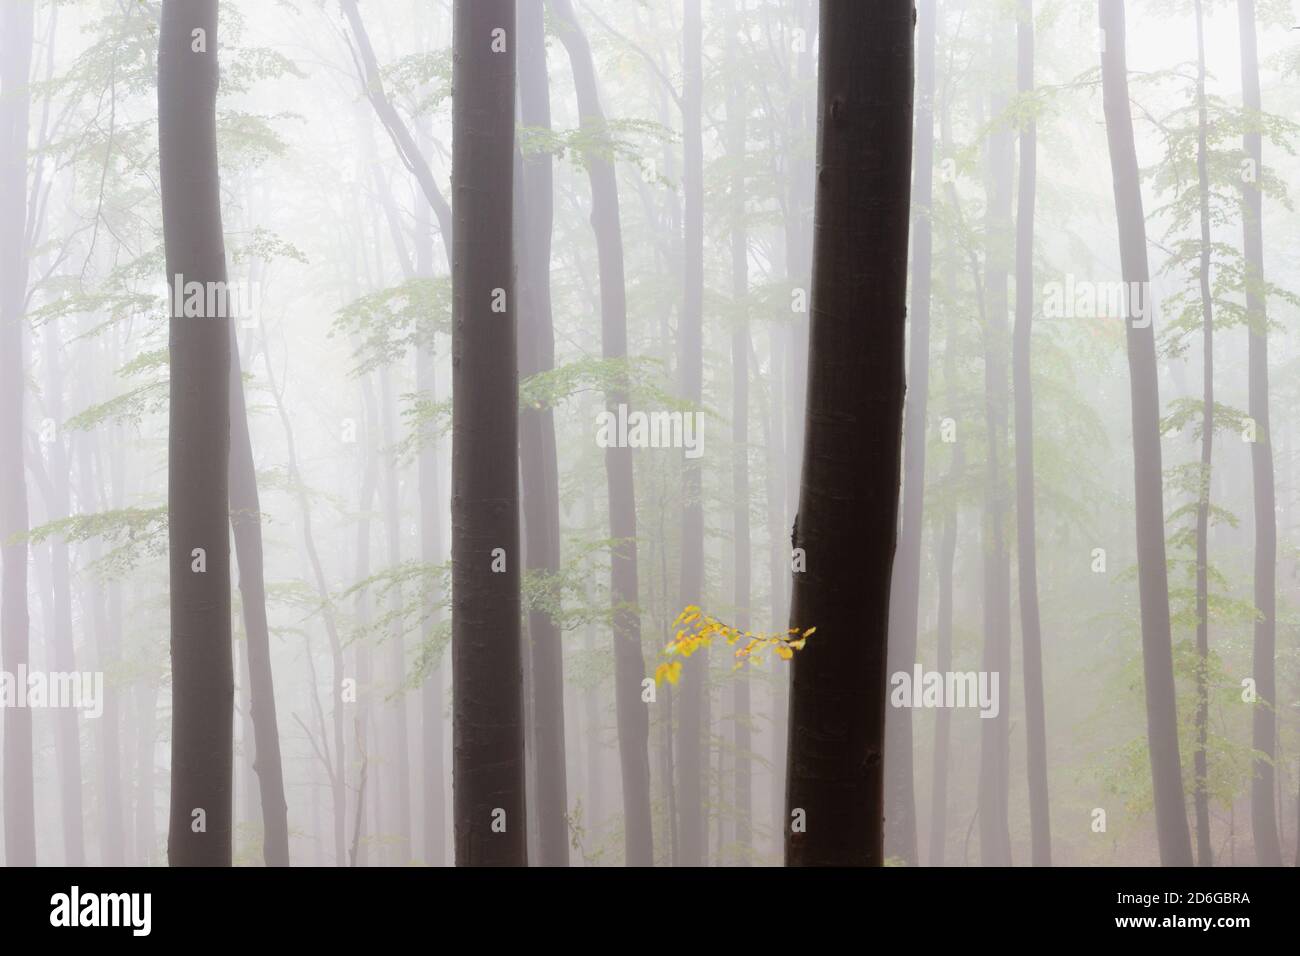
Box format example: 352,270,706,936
0,864,1285,943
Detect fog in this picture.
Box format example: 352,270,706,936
0,0,1297,868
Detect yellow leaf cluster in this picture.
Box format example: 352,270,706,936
653,606,815,685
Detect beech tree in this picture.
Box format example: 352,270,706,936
450,0,527,867
785,0,913,868
1098,0,1193,867
159,0,235,867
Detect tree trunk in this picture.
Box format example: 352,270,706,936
978,24,1015,869
450,0,527,867
550,0,655,867
228,312,290,866
884,0,935,867
41,321,85,866
785,0,913,868
674,0,707,867
379,365,412,863
518,0,569,867
0,0,36,869
1191,0,1214,867
724,5,753,864
1237,0,1281,867
1014,0,1050,867
1098,0,1193,866
160,0,234,867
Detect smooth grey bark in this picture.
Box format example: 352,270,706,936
228,308,290,867
450,0,527,867
550,0,655,867
517,0,569,867
1014,0,1050,867
785,0,913,868
1098,0,1194,866
0,0,36,869
160,0,234,867
884,0,936,867
1238,0,1282,867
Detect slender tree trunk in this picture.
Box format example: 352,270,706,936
724,7,753,863
1098,0,1194,866
550,0,655,867
160,0,234,867
978,23,1015,868
378,366,412,863
0,0,36,869
785,0,913,868
413,142,448,869
42,322,85,866
1014,0,1050,867
674,0,708,867
763,325,788,854
228,311,290,866
1238,0,1281,867
1191,0,1214,867
450,0,527,867
518,0,569,867
351,370,381,866
884,0,936,867
80,422,126,866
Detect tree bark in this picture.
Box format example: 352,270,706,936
550,0,655,867
785,0,913,868
517,0,569,867
228,310,290,866
1237,0,1281,867
160,0,234,867
1014,0,1051,867
0,0,36,869
978,22,1014,869
674,0,707,867
884,0,935,867
1098,0,1194,867
450,0,528,867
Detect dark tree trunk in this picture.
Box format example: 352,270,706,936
450,0,527,867
550,0,655,867
517,0,569,867
1238,0,1281,867
1098,0,1194,867
1191,0,1214,867
0,0,36,869
228,316,290,867
160,0,234,867
1014,0,1050,867
884,0,935,867
785,0,913,868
